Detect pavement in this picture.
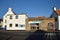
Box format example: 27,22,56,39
0,30,33,40
0,30,60,40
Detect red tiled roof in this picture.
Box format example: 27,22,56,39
55,10,60,15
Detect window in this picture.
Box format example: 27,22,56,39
31,27,36,30
16,15,18,19
20,25,25,27
30,23,39,27
15,24,18,27
48,22,53,27
37,27,39,29
47,22,54,31
10,24,12,27
10,16,12,19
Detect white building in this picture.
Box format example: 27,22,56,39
50,7,60,30
3,8,28,30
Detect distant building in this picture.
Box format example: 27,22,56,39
3,8,28,30
0,19,3,28
50,7,60,30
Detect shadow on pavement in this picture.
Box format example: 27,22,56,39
0,30,60,40
25,30,46,40
25,30,59,40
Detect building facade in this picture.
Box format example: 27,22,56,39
3,8,28,30
50,7,60,30
26,17,55,31
1,7,56,31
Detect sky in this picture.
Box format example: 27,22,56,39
0,0,60,18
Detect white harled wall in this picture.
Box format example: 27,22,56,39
3,8,28,30
58,16,60,30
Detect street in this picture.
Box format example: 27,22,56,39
0,30,60,40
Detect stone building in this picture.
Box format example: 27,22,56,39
26,16,55,31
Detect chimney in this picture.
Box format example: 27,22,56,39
8,8,12,11
53,6,56,11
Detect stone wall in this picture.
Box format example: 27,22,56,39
26,17,55,31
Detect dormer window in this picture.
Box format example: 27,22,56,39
16,15,18,19
10,16,12,19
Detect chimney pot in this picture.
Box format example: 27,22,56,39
53,6,56,11
8,8,12,11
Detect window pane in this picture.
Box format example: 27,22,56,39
37,27,39,29
10,24,12,27
20,25,25,27
16,15,18,19
10,16,12,19
15,24,18,27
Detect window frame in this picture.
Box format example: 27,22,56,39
16,15,18,19
10,24,12,27
20,25,25,27
15,24,18,27
10,16,12,19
